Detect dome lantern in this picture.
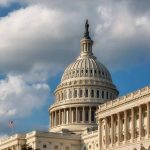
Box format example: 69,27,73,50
80,20,93,58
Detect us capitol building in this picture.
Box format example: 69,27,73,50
0,20,150,150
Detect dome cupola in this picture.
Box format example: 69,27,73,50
49,20,119,134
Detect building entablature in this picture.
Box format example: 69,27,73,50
97,86,150,118
50,99,103,111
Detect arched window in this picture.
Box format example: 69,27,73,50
85,89,88,97
97,90,99,98
91,89,94,97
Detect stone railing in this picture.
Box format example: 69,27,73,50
99,86,150,111
0,134,25,144
26,130,80,139
82,130,98,137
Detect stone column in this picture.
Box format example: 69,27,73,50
51,112,53,127
147,102,150,138
111,115,114,146
76,107,78,123
98,119,102,150
83,107,85,123
139,105,142,139
55,111,57,126
69,108,72,124
105,117,108,149
124,110,127,143
71,108,74,123
117,113,120,145
62,111,64,125
89,106,92,123
131,108,135,141
59,109,61,125
64,109,66,124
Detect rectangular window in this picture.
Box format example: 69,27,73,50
91,90,94,97
85,89,88,97
74,89,77,98
102,91,104,99
91,110,95,122
85,110,89,122
97,90,99,98
79,89,82,97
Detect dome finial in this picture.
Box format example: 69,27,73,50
84,19,91,39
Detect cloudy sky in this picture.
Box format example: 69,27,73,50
0,0,150,136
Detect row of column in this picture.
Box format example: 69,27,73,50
50,106,96,128
99,102,150,149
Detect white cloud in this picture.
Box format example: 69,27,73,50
0,0,149,132
0,0,149,74
0,0,16,6
0,74,50,121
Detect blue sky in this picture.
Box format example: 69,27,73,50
0,0,150,136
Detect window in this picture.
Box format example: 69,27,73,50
95,70,97,74
97,90,99,98
54,146,58,150
43,144,47,148
79,89,82,97
85,110,89,122
85,89,88,97
110,93,112,99
66,147,69,150
79,110,82,121
91,110,95,122
69,90,72,98
74,89,77,98
86,69,88,73
102,91,104,99
106,92,109,99
62,92,64,100
90,70,93,74
91,90,94,97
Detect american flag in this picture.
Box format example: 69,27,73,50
9,121,14,128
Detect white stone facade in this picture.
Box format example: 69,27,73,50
0,21,149,150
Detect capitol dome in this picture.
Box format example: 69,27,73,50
61,56,112,83
49,20,119,134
